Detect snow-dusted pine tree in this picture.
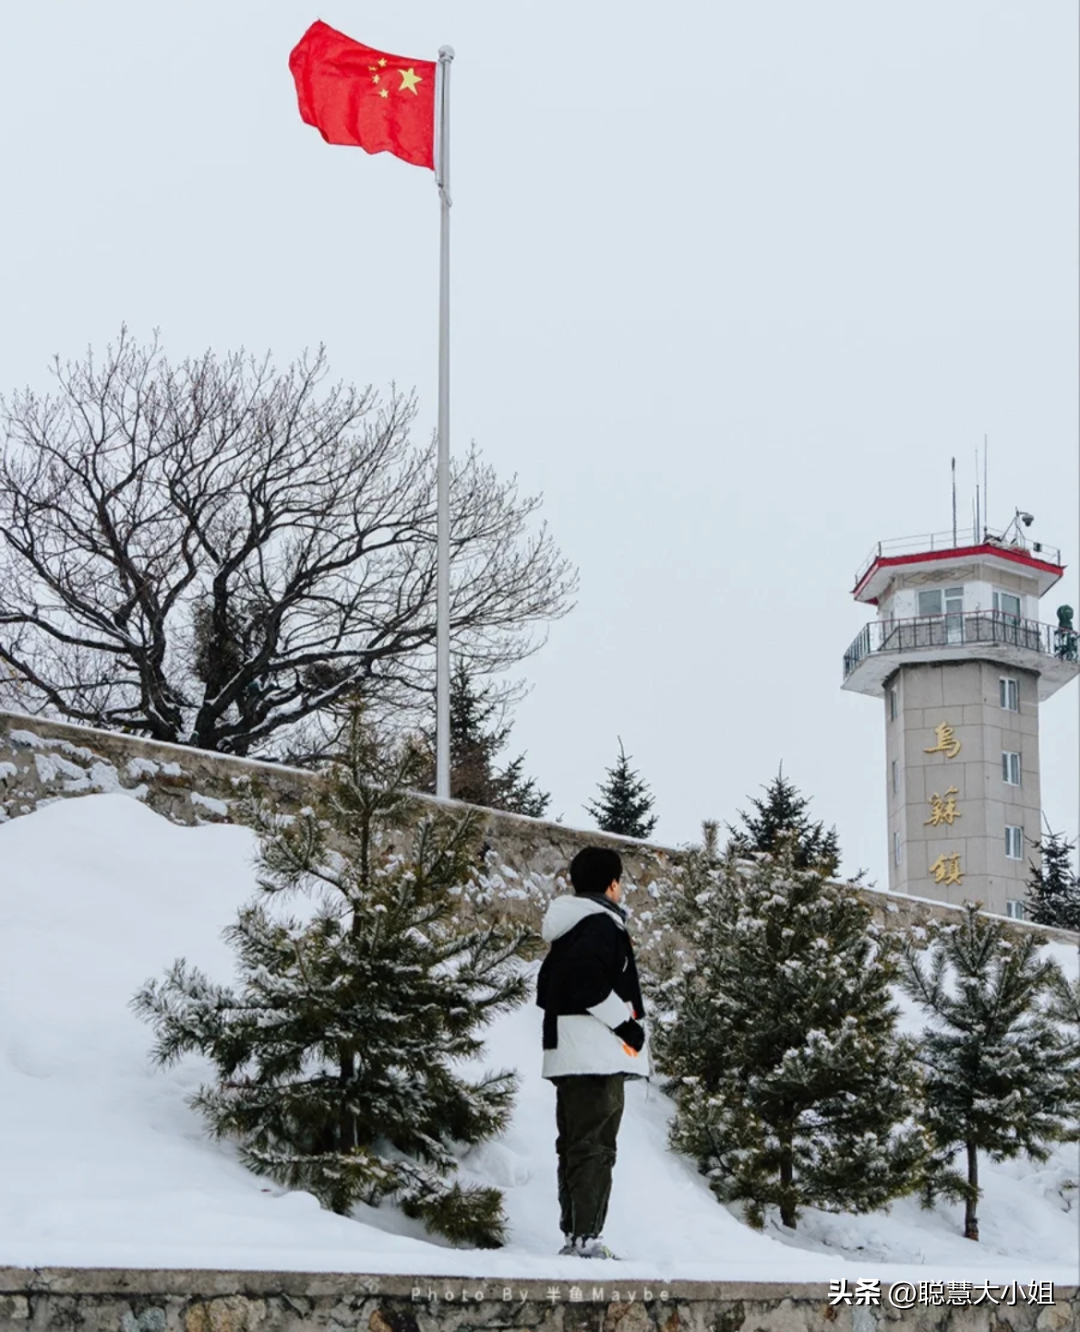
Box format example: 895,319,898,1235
1024,830,1080,932
132,714,532,1247
1046,969,1080,1118
638,819,722,995
730,768,841,875
900,904,1078,1241
412,661,550,817
586,737,658,839
658,834,926,1231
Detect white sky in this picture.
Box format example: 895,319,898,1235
1,2,1077,884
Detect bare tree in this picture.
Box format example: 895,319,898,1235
0,331,576,756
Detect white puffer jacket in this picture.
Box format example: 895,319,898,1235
537,894,650,1080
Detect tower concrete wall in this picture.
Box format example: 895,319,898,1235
884,660,1042,915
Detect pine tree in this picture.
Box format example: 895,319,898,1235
585,737,658,839
1025,830,1080,931
1046,970,1080,1119
637,820,721,997
415,662,549,818
658,834,926,1231
731,768,841,875
899,904,1077,1241
132,714,533,1247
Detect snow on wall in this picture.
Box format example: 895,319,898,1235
0,708,1075,948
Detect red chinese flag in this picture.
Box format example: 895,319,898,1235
289,21,436,170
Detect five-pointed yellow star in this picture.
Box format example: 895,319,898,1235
378,58,387,67
371,74,380,84
398,67,422,95
378,88,389,99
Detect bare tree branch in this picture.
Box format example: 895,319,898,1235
0,331,577,756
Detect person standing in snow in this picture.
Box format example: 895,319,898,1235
536,846,648,1259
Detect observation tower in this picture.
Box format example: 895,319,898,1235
842,515,1078,917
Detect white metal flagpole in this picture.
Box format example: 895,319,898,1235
434,45,454,798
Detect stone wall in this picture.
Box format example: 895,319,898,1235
0,1268,1074,1332
1,709,1076,947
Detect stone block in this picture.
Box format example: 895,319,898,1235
962,838,988,878
1037,1301,1076,1330
0,1294,29,1322
902,765,926,807
899,667,939,708
941,669,985,709
121,1307,168,1332
904,839,928,886
182,1296,267,1332
603,1302,653,1332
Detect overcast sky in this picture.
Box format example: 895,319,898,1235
1,2,1077,883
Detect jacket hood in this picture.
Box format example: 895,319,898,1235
541,893,626,943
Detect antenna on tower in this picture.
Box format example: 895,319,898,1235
983,434,988,538
951,457,957,545
974,449,980,542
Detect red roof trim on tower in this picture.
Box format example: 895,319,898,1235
852,543,1065,600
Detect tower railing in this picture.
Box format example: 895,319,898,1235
842,610,1079,680
853,529,1062,588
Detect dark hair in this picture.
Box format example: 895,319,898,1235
569,846,623,896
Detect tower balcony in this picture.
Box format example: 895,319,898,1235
842,610,1080,700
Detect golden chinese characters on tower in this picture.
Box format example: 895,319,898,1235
925,787,961,827
924,722,963,885
929,853,964,887
924,722,962,759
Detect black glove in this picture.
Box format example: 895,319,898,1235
614,1018,645,1052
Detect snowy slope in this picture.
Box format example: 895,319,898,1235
0,794,1076,1282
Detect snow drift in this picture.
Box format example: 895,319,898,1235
0,794,1076,1282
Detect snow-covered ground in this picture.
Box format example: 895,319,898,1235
1,793,1077,1283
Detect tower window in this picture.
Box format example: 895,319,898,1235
993,590,1021,623
893,832,902,866
1005,825,1024,859
1002,751,1021,786
919,587,965,617
889,685,898,720
1005,900,1027,921
891,759,898,795
999,677,1019,712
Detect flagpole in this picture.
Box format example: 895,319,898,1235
434,45,454,799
